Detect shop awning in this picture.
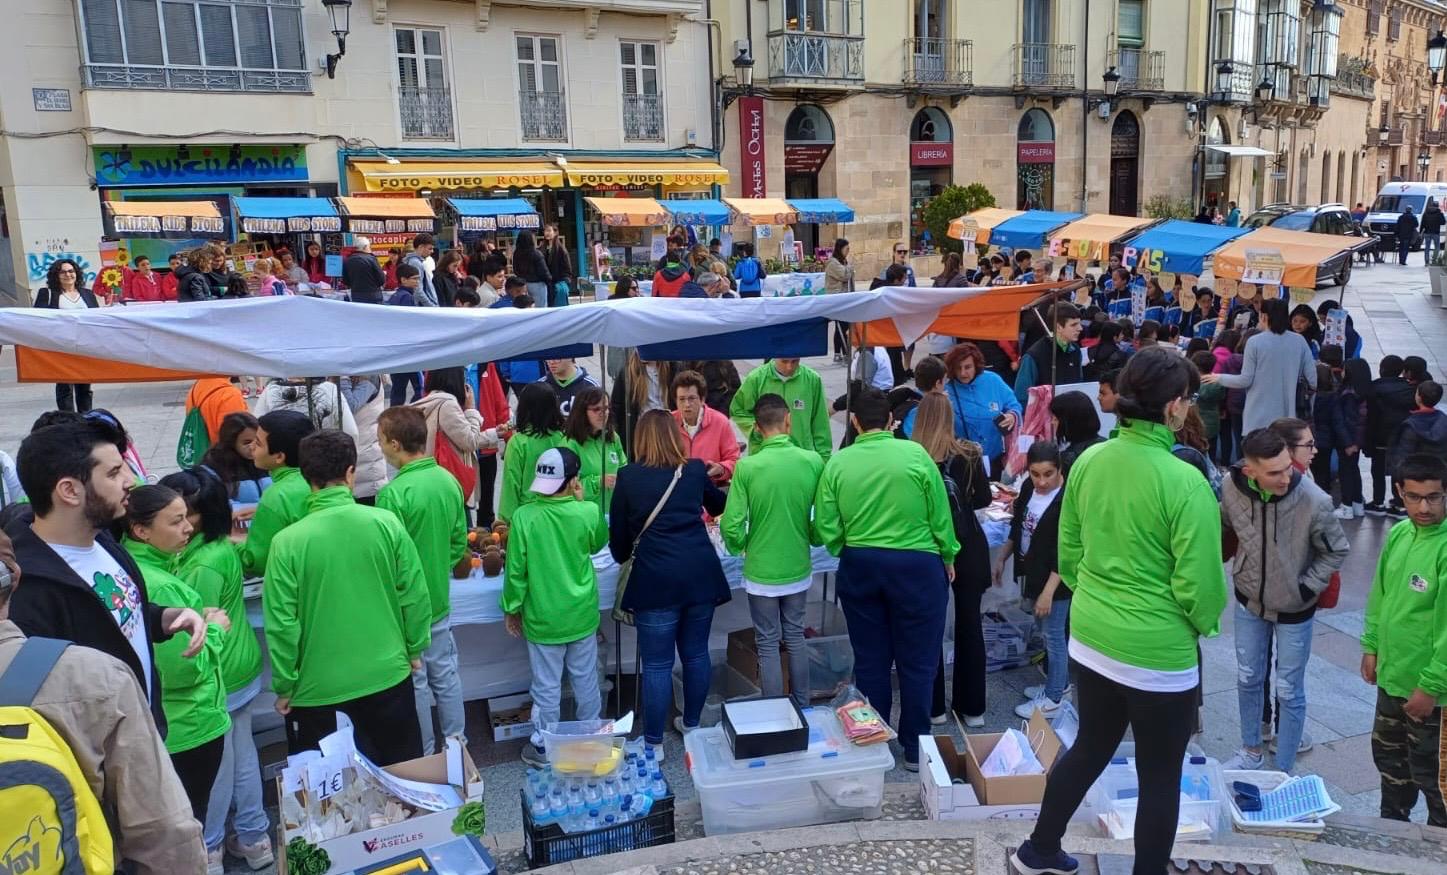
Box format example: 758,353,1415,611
564,161,729,188
988,210,1084,249
584,196,670,227
1123,219,1253,275
786,198,854,223
1212,226,1362,289
446,198,540,232
1204,145,1274,158
102,199,226,240
1047,213,1159,260
233,197,341,234
660,199,731,225
334,196,437,235
948,208,1024,244
350,161,565,192
852,281,1071,344
724,198,798,226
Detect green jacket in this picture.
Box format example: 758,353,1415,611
1061,419,1227,673
123,538,230,754
721,434,824,583
1363,518,1447,701
814,431,958,564
498,430,567,522
239,465,310,576
730,362,832,461
178,535,262,694
263,486,432,707
377,457,469,624
1197,382,1225,442
566,433,627,511
501,494,610,644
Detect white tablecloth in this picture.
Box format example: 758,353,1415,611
590,272,823,300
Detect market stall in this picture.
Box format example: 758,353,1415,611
1210,225,1369,293
947,208,1025,246
985,209,1084,250
101,199,228,240
444,196,540,236
333,195,438,237
1119,218,1253,276
232,197,343,283
1046,213,1160,263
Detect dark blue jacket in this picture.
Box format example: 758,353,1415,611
1312,384,1361,451
678,280,709,299
608,459,729,612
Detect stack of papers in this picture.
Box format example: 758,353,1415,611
1241,775,1340,824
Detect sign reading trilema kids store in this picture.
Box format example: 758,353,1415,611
94,145,308,188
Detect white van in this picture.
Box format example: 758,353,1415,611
1364,181,1447,251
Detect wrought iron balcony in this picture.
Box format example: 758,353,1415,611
398,86,454,140
520,89,568,142
1424,130,1444,147
767,31,864,87
623,92,665,142
82,64,310,93
904,38,973,88
1107,46,1164,91
1013,43,1075,89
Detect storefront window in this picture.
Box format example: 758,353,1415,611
1017,108,1055,210
1204,117,1229,209
909,108,953,252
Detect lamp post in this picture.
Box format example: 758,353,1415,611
322,0,352,79
1098,66,1121,118
1215,61,1234,102
1255,74,1275,106
732,45,755,92
1380,124,1391,147
1419,148,1432,181
1430,30,1447,86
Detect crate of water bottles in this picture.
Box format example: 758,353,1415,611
521,737,677,868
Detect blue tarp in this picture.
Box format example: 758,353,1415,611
988,210,1084,249
639,319,829,362
1124,219,1252,275
786,198,855,223
661,199,731,225
233,197,340,233
496,342,591,363
447,197,540,232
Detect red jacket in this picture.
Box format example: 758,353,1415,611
123,269,168,302
673,406,740,483
477,363,510,457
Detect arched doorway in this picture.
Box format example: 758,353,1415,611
1203,117,1229,210
1109,111,1141,216
784,104,835,257
1017,108,1056,210
910,107,953,251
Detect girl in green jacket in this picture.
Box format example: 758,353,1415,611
564,386,627,512
499,383,567,522
122,485,230,831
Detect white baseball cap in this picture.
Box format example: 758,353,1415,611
530,446,581,494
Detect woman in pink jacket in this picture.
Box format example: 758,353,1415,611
670,370,740,485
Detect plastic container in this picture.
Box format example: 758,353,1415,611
539,719,625,776
672,654,760,728
521,788,675,868
1086,755,1226,843
1222,769,1327,837
684,706,894,836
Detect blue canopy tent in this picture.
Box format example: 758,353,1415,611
1122,219,1252,275
988,210,1083,250
446,197,541,233
232,197,341,234
638,318,829,361
660,199,731,226
786,198,855,223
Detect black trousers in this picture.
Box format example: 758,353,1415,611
1030,661,1198,875
931,579,986,719
170,735,224,827
1371,451,1400,506
285,675,422,766
55,383,93,413
477,452,498,528
832,321,851,358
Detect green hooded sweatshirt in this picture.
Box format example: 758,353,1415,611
730,362,832,461
123,538,230,754
263,486,432,707
239,465,310,576
178,535,262,694
1362,518,1447,702
1061,419,1227,673
377,457,469,624
566,433,627,511
814,430,958,564
721,433,824,584
498,430,567,523
501,493,610,644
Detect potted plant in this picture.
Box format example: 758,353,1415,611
1430,247,1447,298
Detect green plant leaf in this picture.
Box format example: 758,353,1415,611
919,184,998,255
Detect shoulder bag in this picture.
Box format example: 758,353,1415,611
611,465,683,626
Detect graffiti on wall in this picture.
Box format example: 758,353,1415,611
26,236,97,286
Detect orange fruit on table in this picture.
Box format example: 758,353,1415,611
470,556,482,568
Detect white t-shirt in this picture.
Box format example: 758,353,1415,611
682,417,702,439
56,291,88,310
1020,486,1061,556
48,540,152,696
1069,637,1200,693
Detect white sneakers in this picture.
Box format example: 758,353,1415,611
225,836,274,871
1223,749,1266,770
1015,696,1064,719
1333,503,1365,519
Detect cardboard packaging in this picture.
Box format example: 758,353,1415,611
721,697,810,759
491,704,534,742
919,711,1062,821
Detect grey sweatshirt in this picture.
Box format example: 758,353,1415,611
1213,330,1316,433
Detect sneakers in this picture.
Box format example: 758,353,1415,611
1387,503,1409,519
1365,502,1387,516
1015,696,1063,719
930,712,949,726
1271,729,1314,755
207,847,225,875
1352,502,1366,518
673,715,699,735
1010,839,1080,875
225,836,274,872
1024,683,1073,702
903,756,920,773
1223,748,1266,770
520,743,548,768
962,713,986,728
1333,504,1356,520
647,740,666,764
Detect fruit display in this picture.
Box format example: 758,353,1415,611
465,521,510,577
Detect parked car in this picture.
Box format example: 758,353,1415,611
1241,203,1375,286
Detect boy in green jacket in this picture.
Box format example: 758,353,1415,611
721,393,823,708
1363,453,1447,826
731,358,833,461
501,447,609,767
376,406,470,756
239,410,316,577
264,431,432,766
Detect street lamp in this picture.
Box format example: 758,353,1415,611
1103,66,1121,98
1419,148,1432,180
1255,74,1275,105
322,0,352,79
1380,124,1391,146
1431,30,1447,85
732,44,755,91
1215,61,1234,101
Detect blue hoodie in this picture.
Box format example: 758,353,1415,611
943,372,1022,459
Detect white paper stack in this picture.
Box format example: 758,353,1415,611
1224,770,1337,837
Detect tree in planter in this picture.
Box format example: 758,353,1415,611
1144,195,1196,220
920,183,998,255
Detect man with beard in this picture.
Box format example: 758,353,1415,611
4,417,209,737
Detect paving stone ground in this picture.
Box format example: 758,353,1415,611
654,838,977,875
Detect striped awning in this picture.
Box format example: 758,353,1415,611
786,198,854,223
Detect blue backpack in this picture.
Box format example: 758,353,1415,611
1172,443,1223,500
736,258,760,284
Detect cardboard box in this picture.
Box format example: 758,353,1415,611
491,704,534,742
721,697,810,759
919,711,1062,821
277,743,485,874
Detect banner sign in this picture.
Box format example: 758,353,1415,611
910,142,953,167
739,96,767,198
94,144,308,187
240,216,343,234
1241,249,1286,285
457,213,540,232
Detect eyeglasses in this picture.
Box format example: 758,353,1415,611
1291,441,1317,450
894,249,908,255
57,268,76,275
1401,491,1447,507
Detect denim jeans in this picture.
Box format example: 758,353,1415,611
390,371,422,406
1425,231,1440,266
526,633,602,748
748,591,810,709
412,619,467,755
1038,598,1072,701
1235,601,1313,771
203,680,270,850
635,603,715,744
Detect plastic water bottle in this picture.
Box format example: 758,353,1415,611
565,799,587,833
643,746,657,767
584,781,602,807
530,789,551,824
584,809,601,831
616,796,632,823
549,790,568,824
603,777,619,799
650,771,668,798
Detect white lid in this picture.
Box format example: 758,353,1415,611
685,707,894,791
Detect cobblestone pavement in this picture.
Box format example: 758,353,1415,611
654,839,977,875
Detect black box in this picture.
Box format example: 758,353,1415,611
721,696,810,759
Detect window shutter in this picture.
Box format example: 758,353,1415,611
82,0,125,64
236,5,275,69
271,6,305,70
121,0,164,65
199,3,237,66
162,1,201,65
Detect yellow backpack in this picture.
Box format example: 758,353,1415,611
0,638,114,874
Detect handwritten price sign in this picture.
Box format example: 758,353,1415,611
1242,249,1286,286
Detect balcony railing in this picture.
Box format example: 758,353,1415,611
1013,43,1075,89
83,64,310,93
1378,127,1405,147
623,92,664,142
903,38,973,87
767,31,864,86
520,89,568,142
1108,46,1164,91
1331,55,1375,99
398,86,454,140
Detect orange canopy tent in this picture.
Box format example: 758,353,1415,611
851,281,1073,345
948,208,1024,246
16,346,213,383
1211,226,1362,289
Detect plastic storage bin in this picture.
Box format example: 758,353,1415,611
538,720,624,776
673,653,760,728
521,789,676,868
1223,769,1327,837
684,706,894,836
1086,755,1226,843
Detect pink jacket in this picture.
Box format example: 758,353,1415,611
673,406,740,483
1211,345,1232,374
